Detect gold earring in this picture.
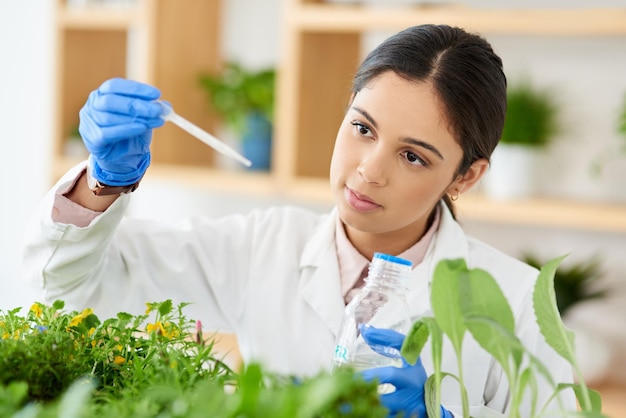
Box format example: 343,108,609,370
450,190,460,201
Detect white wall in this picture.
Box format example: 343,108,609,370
1,0,625,381
0,0,54,309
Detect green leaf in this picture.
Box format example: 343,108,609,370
52,300,65,310
557,383,604,415
431,259,468,352
158,299,173,317
465,316,524,378
533,255,577,365
460,267,518,377
424,372,461,418
57,378,95,418
401,319,430,366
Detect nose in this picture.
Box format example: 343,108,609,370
357,144,387,186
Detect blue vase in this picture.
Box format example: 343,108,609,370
241,111,272,171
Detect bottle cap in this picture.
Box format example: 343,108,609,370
373,252,412,267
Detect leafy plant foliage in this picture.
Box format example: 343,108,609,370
0,300,384,417
402,257,604,418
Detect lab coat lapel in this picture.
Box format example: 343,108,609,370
406,203,469,319
299,209,345,337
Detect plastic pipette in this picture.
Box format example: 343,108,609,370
158,101,252,168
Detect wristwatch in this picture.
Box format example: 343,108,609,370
86,164,141,196
88,175,141,196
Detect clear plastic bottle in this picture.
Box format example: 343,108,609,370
332,252,413,371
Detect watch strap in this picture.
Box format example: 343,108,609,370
90,178,141,196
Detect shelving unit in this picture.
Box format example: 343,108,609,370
52,0,626,235
273,0,626,233
53,0,222,175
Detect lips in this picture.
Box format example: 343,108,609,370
344,187,382,212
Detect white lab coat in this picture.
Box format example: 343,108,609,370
22,165,575,417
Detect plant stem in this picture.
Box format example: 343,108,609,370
455,348,470,418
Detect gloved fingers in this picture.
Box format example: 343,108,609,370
98,77,161,101
82,107,164,130
80,115,154,148
360,365,402,386
379,391,413,415
89,91,165,120
360,324,405,351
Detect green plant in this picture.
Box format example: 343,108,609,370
0,300,384,418
1,256,605,417
501,79,560,147
401,257,604,418
199,62,276,136
523,254,606,317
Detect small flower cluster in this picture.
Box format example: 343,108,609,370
0,300,233,406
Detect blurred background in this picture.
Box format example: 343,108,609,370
1,0,625,409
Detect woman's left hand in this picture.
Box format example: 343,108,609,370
359,325,453,418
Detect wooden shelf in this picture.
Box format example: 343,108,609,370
57,7,137,29
289,4,626,35
456,194,626,234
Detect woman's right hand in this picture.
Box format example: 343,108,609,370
78,77,165,187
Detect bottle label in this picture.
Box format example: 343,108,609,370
333,344,348,363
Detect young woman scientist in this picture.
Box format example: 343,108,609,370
22,24,574,417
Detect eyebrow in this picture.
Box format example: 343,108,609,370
352,106,445,160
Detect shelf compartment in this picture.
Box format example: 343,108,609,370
290,4,626,36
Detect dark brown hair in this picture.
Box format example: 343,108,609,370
352,24,507,215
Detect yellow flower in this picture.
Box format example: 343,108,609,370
88,327,96,337
2,332,10,340
69,308,93,327
113,356,126,365
146,321,166,336
145,303,153,314
30,303,43,318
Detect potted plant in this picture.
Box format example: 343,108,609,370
482,78,560,200
199,62,276,171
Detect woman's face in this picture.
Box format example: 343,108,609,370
329,71,485,257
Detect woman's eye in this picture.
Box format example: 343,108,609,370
403,150,427,167
350,121,372,137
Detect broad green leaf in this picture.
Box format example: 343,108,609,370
424,375,439,418
533,255,577,365
57,378,95,418
461,268,515,334
431,259,468,352
401,318,430,365
52,300,65,310
465,316,524,379
460,267,518,379
557,383,603,415
425,372,460,418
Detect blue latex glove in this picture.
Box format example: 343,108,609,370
360,325,453,418
78,78,165,186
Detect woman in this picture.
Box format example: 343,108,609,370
22,24,574,416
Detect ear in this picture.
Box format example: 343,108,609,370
446,158,489,197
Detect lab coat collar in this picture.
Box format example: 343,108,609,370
405,202,470,318
299,208,345,336
297,204,470,336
